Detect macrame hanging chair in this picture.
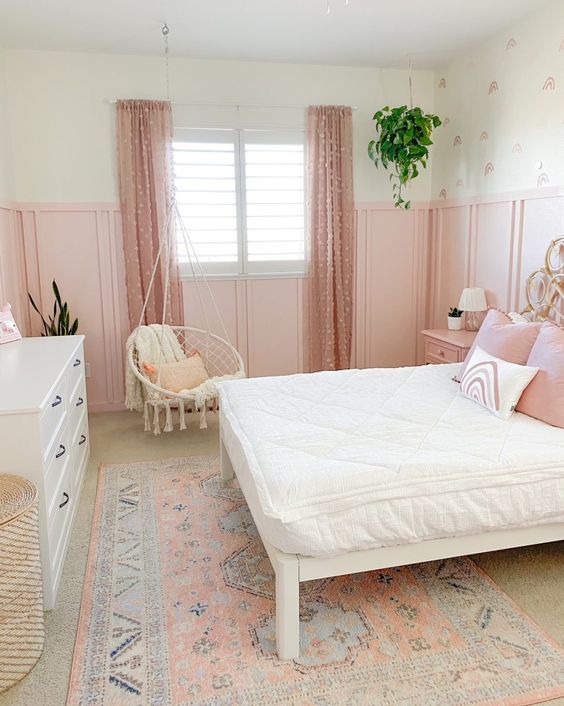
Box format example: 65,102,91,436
125,24,245,435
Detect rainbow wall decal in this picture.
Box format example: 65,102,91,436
542,77,556,91
439,189,447,199
461,361,500,412
488,81,499,95
506,38,517,50
512,143,523,153
453,135,462,146
480,131,489,142
438,78,447,89
537,173,550,188
484,162,495,176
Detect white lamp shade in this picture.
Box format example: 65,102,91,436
458,287,487,312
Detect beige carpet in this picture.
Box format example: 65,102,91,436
1,410,563,706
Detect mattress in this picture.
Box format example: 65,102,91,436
217,364,564,557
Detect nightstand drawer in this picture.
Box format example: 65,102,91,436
425,340,459,363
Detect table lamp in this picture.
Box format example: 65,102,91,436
458,287,487,331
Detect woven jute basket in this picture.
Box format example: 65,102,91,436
0,475,44,693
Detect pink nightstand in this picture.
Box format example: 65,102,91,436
421,329,477,365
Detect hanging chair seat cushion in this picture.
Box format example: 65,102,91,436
143,352,209,393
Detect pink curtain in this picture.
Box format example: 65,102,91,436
117,99,184,328
306,105,354,371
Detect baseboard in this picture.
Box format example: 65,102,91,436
88,402,127,413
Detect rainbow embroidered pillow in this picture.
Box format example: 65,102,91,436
459,345,539,420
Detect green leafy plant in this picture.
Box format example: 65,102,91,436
448,307,463,318
368,105,442,209
28,280,79,336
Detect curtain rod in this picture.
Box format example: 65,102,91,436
107,99,358,110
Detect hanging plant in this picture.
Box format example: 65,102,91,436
368,105,441,209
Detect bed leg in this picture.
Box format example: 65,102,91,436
275,554,300,660
220,437,235,481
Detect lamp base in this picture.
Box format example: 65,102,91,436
465,311,481,331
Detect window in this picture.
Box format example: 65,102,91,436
173,128,306,276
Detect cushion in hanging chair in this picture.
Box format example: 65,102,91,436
143,352,209,393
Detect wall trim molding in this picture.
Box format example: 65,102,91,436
428,186,564,209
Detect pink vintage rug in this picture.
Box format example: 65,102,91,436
68,456,564,706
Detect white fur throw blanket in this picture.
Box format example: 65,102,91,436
125,324,186,413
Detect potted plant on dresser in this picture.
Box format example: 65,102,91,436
448,307,463,330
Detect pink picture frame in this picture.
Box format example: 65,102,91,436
0,303,22,344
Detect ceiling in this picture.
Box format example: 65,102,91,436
0,0,550,69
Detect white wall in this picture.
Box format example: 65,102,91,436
432,0,564,200
0,49,13,203
1,49,435,204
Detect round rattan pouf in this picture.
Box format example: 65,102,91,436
0,475,44,692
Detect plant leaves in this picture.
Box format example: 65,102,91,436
368,104,441,208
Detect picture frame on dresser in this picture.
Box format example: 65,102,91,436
0,335,89,609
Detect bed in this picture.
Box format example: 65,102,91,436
217,240,564,660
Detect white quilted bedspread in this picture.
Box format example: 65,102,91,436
218,364,564,556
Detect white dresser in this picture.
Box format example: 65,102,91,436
0,336,89,609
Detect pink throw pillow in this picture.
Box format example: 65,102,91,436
458,308,542,380
516,322,564,428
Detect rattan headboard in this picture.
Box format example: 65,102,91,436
521,236,564,326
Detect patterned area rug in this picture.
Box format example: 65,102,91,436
68,456,564,706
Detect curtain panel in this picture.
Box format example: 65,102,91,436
306,105,355,371
117,99,184,327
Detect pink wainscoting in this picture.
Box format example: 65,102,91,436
19,204,129,411
3,188,563,410
354,204,430,368
428,189,564,329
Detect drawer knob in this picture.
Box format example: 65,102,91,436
76,397,84,407
55,444,66,459
79,434,87,446
51,395,62,408
73,358,81,367
438,348,445,356
59,492,69,509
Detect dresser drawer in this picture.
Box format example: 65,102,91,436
425,340,459,363
40,378,67,453
44,422,70,512
48,462,75,576
67,346,85,396
68,376,87,432
70,413,89,494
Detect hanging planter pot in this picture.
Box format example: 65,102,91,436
368,105,441,209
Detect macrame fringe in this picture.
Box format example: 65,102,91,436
163,401,174,433
152,404,161,435
144,393,223,434
199,405,208,430
178,399,187,430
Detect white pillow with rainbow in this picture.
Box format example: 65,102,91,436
458,345,539,420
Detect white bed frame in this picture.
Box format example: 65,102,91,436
220,436,564,660
219,236,564,660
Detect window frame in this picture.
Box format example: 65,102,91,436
173,126,307,280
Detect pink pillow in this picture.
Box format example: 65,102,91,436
458,309,542,380
516,322,564,428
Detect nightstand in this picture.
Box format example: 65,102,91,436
421,329,477,365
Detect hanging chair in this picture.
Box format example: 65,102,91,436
124,23,245,434
125,200,246,434
127,324,245,435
